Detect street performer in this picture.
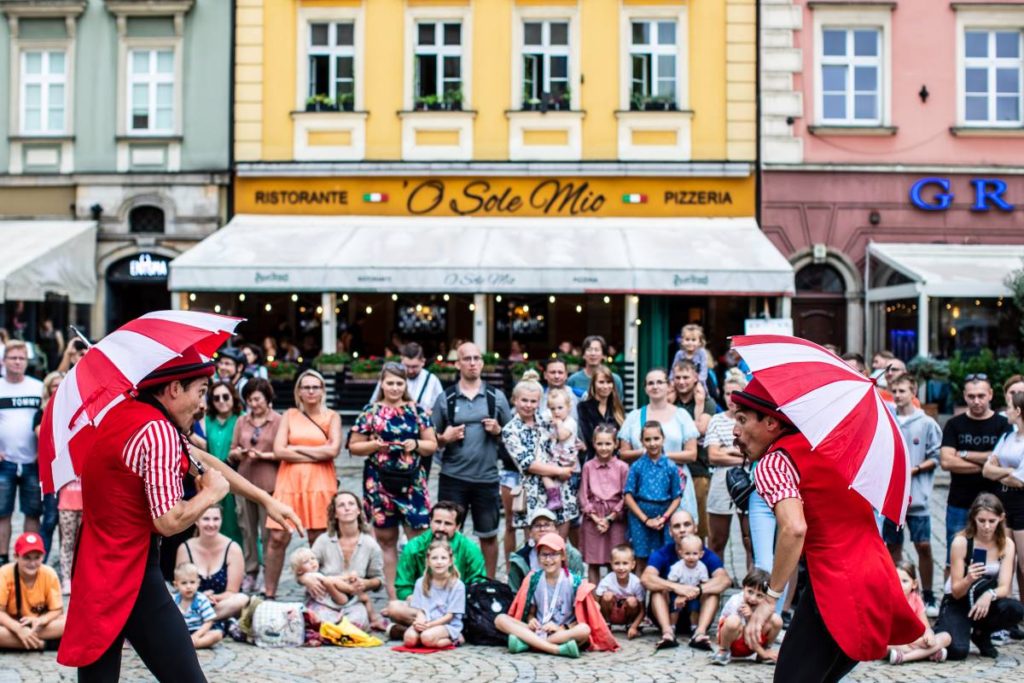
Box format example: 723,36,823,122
731,378,923,682
58,348,304,681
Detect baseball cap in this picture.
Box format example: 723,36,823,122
528,508,557,525
536,532,566,553
14,532,45,557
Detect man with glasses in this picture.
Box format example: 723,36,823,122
939,374,1007,571
432,342,511,577
507,508,585,591
0,341,44,566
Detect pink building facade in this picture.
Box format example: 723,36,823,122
761,0,1024,358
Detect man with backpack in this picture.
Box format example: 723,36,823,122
432,342,511,577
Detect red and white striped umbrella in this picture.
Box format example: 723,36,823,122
39,310,243,494
731,334,911,525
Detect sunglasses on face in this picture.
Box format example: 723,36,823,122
213,394,231,402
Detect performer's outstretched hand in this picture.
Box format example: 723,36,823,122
267,498,306,538
744,599,775,651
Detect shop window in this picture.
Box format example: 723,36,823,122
629,19,677,109
129,205,165,234
414,21,463,107
20,50,67,134
796,264,845,294
521,20,570,109
962,29,1022,126
308,22,355,110
819,27,882,124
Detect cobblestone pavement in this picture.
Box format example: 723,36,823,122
3,455,1023,682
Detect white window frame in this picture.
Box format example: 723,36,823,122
413,20,463,102
817,27,883,125
521,20,571,104
126,48,175,134
19,49,68,135
959,26,1024,127
403,6,472,110
512,6,579,110
811,5,892,127
296,6,364,111
619,5,688,111
116,34,183,137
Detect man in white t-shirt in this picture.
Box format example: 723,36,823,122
0,340,44,565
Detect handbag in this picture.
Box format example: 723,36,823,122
250,600,305,648
726,465,755,512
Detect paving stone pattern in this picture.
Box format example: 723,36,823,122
3,454,1022,682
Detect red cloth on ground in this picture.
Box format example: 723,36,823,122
391,645,457,654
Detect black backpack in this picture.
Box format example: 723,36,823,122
444,384,517,472
463,579,515,646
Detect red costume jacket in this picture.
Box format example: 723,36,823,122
58,400,188,667
766,432,924,661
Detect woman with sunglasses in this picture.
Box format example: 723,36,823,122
228,378,281,593
262,370,342,600
204,380,243,545
349,362,438,599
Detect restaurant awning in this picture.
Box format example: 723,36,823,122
866,242,1024,302
0,220,98,303
169,214,794,295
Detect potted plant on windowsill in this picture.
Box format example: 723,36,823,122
415,94,440,111
550,87,570,111
482,351,501,373
267,360,299,382
428,361,458,383
444,89,463,111
349,356,384,381
305,94,338,112
337,92,355,112
523,92,542,111
314,352,352,374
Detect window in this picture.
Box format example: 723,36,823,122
414,21,462,107
128,49,174,133
522,20,569,108
21,50,66,134
308,22,355,110
963,30,1022,125
819,28,881,124
129,205,165,234
796,264,845,294
629,20,677,110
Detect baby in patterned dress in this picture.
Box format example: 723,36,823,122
543,388,579,511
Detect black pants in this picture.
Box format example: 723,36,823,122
775,580,857,683
79,537,206,683
934,593,1024,660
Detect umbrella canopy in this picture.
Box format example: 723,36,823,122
731,334,911,525
39,310,243,494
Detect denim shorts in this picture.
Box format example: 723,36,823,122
0,461,43,518
499,469,521,490
882,513,930,546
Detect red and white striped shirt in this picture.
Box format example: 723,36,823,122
753,449,802,508
122,420,186,519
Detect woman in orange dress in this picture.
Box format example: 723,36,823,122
262,370,342,599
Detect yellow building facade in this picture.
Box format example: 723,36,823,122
172,0,791,395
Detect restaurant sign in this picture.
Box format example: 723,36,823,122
235,175,755,218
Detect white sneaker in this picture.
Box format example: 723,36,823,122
711,650,731,666
992,630,1009,644
925,602,940,619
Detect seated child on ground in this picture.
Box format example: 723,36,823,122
291,547,378,626
887,561,951,664
173,563,223,649
712,568,782,666
667,535,709,608
0,532,65,650
594,544,645,639
404,539,466,649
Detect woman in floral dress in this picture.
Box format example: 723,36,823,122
349,362,438,598
502,373,579,537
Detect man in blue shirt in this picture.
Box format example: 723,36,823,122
641,510,732,651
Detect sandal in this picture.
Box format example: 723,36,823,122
655,635,679,650
689,634,713,651
929,647,948,663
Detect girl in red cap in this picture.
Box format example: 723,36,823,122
497,531,618,657
0,531,65,649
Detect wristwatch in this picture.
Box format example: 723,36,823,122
958,450,969,459
761,581,784,600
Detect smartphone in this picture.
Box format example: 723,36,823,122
972,547,988,566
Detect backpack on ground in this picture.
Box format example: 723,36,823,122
463,579,515,646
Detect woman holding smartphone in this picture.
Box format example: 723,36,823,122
933,493,1024,660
